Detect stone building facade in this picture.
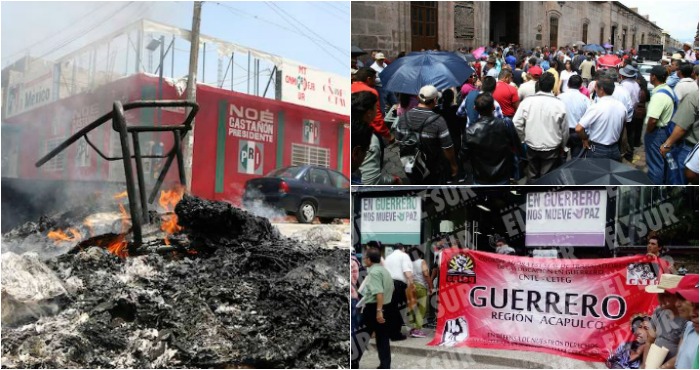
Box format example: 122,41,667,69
352,1,665,58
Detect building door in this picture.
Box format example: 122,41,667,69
550,16,558,47
411,2,438,51
490,2,520,45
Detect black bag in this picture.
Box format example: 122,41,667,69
398,112,441,183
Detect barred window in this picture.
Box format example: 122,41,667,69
291,143,330,168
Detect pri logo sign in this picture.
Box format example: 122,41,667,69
238,140,263,175
303,120,320,144
446,254,476,283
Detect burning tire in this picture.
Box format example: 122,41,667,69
296,200,316,223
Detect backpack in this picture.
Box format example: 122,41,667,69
398,111,441,183
654,88,678,136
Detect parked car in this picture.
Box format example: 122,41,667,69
638,62,658,93
242,165,350,223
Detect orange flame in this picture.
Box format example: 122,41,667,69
159,186,185,245
106,234,129,258
47,228,82,244
113,191,128,200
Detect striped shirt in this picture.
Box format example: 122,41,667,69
395,107,453,150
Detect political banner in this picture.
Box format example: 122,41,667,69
280,61,349,115
428,249,659,363
360,196,421,244
525,190,608,247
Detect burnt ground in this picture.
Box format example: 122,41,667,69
1,195,349,368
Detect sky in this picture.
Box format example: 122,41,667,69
0,1,350,76
620,0,698,43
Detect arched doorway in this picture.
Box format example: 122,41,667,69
550,16,559,47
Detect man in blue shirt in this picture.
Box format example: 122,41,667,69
505,52,517,71
457,76,503,126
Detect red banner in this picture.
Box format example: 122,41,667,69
428,250,661,362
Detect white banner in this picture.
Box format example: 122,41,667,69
280,62,349,116
525,190,608,247
360,196,421,244
4,62,55,118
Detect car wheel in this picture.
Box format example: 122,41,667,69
296,200,316,223
319,217,335,224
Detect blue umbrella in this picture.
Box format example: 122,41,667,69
379,51,474,95
583,44,605,53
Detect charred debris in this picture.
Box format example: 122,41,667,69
1,195,349,368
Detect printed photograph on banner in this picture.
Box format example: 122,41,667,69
350,186,699,369
1,1,350,368
350,1,700,186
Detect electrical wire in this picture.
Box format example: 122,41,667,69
263,2,347,67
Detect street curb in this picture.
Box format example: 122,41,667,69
369,341,552,369
367,334,607,369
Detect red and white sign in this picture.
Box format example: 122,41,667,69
281,61,349,115
428,250,660,362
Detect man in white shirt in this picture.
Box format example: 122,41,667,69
604,69,634,161
518,65,542,101
370,52,396,113
513,72,568,182
682,42,697,63
575,76,627,161
495,237,516,255
383,243,414,341
558,75,591,159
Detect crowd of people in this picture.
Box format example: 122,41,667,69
350,232,698,369
350,43,700,185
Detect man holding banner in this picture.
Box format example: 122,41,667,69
428,249,661,363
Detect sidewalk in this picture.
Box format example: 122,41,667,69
360,328,607,369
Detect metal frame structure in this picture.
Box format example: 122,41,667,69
35,100,199,250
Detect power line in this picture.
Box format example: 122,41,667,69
264,2,347,67
267,2,348,56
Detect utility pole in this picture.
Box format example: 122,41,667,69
183,1,202,192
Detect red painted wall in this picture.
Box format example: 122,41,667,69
4,74,349,204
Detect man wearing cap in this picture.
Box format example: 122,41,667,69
666,274,698,369
370,53,397,114
396,85,459,184
643,274,688,369
575,76,626,161
645,65,677,184
620,64,642,159
683,42,697,63
513,72,568,181
518,65,542,101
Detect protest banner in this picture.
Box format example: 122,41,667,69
525,189,608,247
428,249,659,362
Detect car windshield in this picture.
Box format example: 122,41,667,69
639,65,654,74
266,166,302,179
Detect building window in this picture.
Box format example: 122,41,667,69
600,27,605,44
291,143,330,168
632,34,636,49
582,23,588,44
641,33,645,44
44,137,66,172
